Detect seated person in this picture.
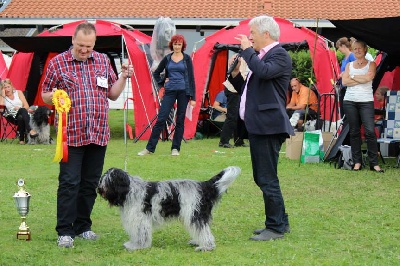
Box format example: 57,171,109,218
374,86,388,122
374,86,389,134
211,90,227,122
286,78,318,130
0,78,37,144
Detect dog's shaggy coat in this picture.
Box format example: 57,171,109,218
27,106,53,145
98,166,241,251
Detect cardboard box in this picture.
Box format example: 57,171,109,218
285,131,335,160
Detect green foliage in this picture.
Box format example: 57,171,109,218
1,110,399,265
336,49,344,66
289,50,316,86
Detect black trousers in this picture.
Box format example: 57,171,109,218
219,88,243,145
56,144,107,237
6,108,31,141
248,133,289,233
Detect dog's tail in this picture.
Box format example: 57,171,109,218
212,166,241,195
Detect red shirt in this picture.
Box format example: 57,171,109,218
42,48,118,146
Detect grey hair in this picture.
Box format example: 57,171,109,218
249,15,280,41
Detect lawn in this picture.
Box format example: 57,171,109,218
0,110,399,266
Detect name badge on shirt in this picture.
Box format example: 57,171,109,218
97,76,108,88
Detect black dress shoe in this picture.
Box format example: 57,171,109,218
250,229,284,241
370,166,384,173
219,143,234,148
235,143,250,147
253,225,290,235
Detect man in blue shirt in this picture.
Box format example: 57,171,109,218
212,90,227,121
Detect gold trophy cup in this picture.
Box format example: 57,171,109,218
13,179,31,241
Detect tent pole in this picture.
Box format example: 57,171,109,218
122,35,129,171
122,35,127,146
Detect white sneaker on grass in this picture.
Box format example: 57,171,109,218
138,149,152,156
171,149,180,156
77,230,98,240
57,235,74,248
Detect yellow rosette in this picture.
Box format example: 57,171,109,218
52,90,71,162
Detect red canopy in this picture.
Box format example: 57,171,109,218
6,20,156,140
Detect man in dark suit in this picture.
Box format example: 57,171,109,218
235,15,294,241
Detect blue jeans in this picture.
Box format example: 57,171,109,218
146,90,189,152
248,133,289,233
343,100,378,166
56,144,107,237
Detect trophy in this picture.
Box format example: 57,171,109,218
13,179,31,241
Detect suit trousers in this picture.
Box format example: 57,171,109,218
248,133,289,233
56,144,107,237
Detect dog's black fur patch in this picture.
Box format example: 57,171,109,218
143,182,157,214
99,168,131,207
192,170,224,227
160,183,181,218
32,106,51,127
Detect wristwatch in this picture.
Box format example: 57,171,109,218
351,75,355,79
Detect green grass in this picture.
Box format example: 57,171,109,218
0,110,399,265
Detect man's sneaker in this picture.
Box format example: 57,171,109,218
171,149,180,156
138,149,152,156
78,230,98,240
57,236,74,248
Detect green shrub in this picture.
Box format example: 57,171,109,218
289,50,316,86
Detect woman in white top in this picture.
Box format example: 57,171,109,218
342,40,383,173
0,78,37,144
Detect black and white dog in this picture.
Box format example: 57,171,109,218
97,166,241,252
27,106,53,145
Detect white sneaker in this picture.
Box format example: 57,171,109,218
290,113,300,127
77,230,98,240
171,149,180,156
57,235,74,248
138,149,152,156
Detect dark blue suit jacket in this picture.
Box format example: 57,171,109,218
239,44,294,136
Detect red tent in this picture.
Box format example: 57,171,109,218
4,20,157,140
188,17,339,139
0,50,8,79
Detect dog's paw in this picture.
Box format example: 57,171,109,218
123,241,150,251
188,240,199,246
195,245,215,252
123,241,139,251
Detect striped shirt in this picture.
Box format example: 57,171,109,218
42,48,118,146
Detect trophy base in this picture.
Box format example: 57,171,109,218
17,231,31,241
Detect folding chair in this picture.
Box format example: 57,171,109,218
0,106,19,143
377,90,400,168
205,107,225,138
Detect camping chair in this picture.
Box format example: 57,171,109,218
0,106,19,143
204,107,225,138
377,90,400,168
303,84,321,131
